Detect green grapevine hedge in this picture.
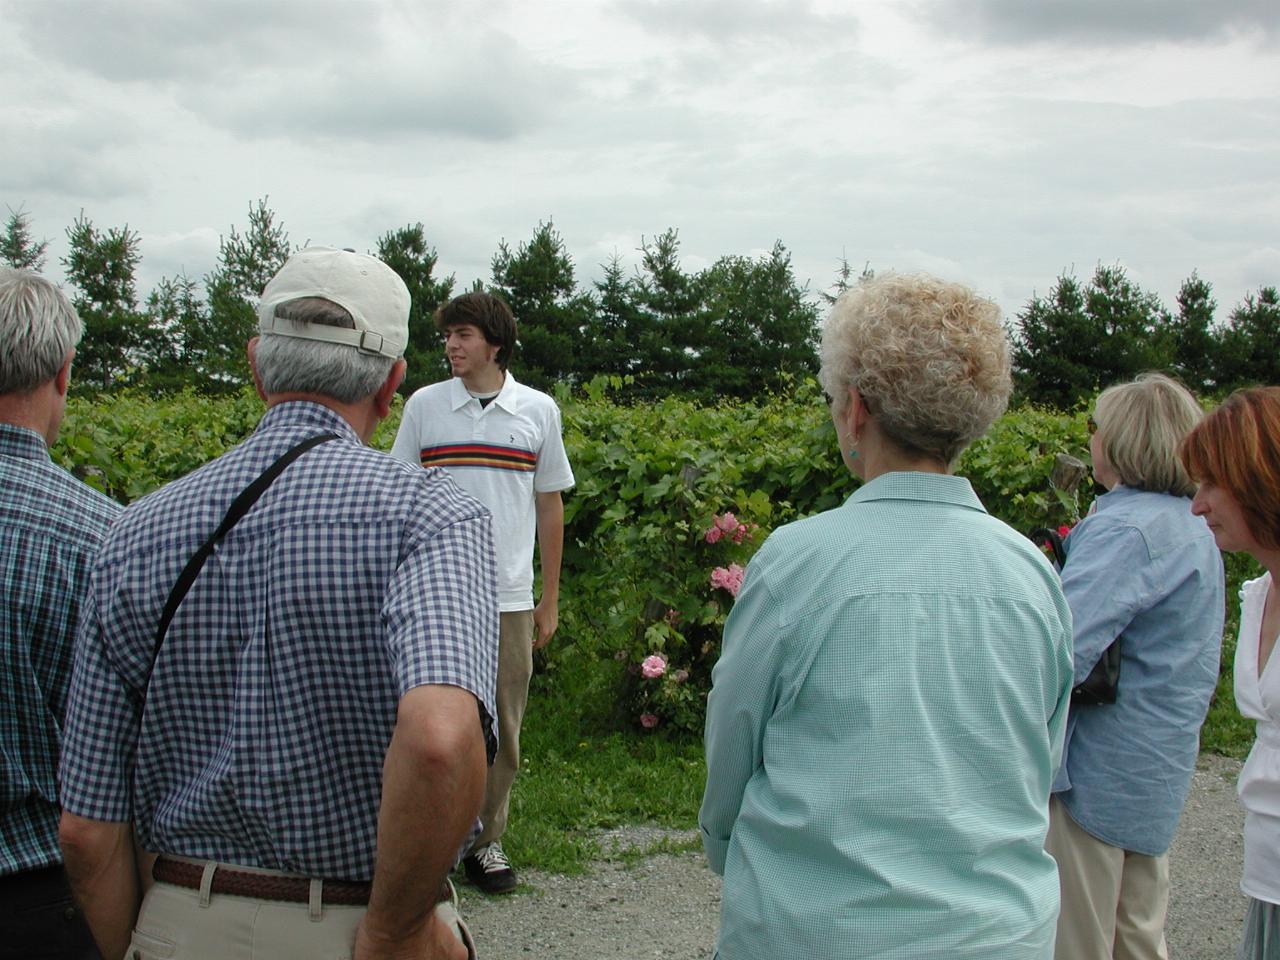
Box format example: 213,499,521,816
52,378,1097,734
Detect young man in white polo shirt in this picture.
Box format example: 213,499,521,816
390,291,574,894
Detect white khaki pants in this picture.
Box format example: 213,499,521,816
1046,795,1170,960
129,863,474,960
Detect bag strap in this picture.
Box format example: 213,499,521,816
147,433,339,689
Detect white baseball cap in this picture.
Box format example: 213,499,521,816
257,247,410,359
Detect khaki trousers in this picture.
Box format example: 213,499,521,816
1046,796,1171,960
475,610,535,847
128,863,473,960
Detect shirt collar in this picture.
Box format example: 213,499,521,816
1095,484,1141,506
449,372,521,413
0,422,52,463
845,471,987,514
254,401,363,444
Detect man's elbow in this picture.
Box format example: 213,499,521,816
59,811,124,872
397,686,488,802
416,724,486,782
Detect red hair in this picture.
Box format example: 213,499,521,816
1180,386,1280,550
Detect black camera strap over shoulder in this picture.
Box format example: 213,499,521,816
145,433,339,695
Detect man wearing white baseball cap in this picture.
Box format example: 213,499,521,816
58,247,499,960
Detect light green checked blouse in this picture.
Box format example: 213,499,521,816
700,472,1074,960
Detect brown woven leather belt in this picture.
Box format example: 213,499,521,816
153,856,381,906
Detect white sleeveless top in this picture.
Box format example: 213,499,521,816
1235,573,1280,904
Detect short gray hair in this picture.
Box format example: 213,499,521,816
0,268,83,393
254,297,397,404
1094,372,1202,498
819,272,1012,465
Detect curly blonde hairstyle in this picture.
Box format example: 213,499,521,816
819,272,1012,465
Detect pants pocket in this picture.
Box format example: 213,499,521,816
128,928,177,959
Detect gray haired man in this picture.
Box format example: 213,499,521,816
57,249,499,960
0,268,119,960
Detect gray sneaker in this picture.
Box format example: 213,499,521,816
462,840,517,894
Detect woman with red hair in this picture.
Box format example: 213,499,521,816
1182,386,1280,960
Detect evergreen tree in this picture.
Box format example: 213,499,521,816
588,253,646,381
632,229,706,396
1013,265,1173,407
0,207,48,271
199,197,291,388
489,220,593,390
1216,286,1280,391
696,241,820,399
376,223,455,394
143,273,204,391
820,254,872,305
61,213,150,393
1168,272,1218,394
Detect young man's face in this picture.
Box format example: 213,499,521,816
443,323,500,381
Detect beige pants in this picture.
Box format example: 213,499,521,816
475,610,535,847
128,863,474,960
1046,795,1170,960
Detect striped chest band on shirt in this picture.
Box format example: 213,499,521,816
418,443,536,472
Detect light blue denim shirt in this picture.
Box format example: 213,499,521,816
1052,485,1224,856
701,472,1073,960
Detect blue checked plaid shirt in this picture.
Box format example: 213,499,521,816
59,402,499,881
1,422,120,877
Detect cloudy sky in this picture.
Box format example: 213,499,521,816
2,0,1277,323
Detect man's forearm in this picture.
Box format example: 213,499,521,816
362,685,487,945
535,491,565,604
59,813,140,960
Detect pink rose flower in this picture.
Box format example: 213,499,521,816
710,563,745,597
664,608,682,626
640,712,659,729
705,512,751,544
673,669,689,684
641,654,667,679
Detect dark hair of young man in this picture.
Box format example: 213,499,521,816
433,292,518,371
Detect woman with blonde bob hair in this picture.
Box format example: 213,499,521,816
700,273,1074,959
1047,373,1224,960
1181,387,1280,960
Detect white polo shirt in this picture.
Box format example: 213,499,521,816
390,373,575,612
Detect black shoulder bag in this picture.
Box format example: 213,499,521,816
1027,526,1121,706
143,433,339,699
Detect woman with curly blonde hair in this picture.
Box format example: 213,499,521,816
700,272,1074,959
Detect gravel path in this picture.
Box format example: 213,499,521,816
457,753,1246,959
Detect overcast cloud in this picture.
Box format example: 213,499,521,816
922,0,1280,47
2,0,1276,329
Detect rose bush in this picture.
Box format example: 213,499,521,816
546,377,1090,735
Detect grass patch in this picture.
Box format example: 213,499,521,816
610,833,704,868
1203,552,1263,761
501,687,704,875
1202,669,1254,759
